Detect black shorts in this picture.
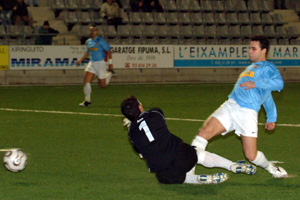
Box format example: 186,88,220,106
155,143,198,184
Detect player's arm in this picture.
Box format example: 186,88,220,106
263,95,277,130
75,51,90,65
240,65,284,91
254,65,284,91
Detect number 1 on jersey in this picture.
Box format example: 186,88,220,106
139,121,155,142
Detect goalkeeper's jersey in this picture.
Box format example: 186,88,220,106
128,108,183,172
228,61,284,122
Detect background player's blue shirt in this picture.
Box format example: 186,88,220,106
228,61,284,122
86,36,111,62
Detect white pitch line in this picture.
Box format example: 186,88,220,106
0,108,300,128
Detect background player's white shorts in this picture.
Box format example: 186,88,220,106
85,60,106,79
211,99,258,138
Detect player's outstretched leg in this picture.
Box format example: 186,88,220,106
184,167,229,185
79,82,92,107
230,160,257,175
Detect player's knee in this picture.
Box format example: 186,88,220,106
198,127,214,140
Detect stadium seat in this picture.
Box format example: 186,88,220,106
190,12,203,25
188,0,201,12
143,37,159,45
240,25,252,37
77,25,90,38
226,13,238,25
176,0,190,12
278,38,289,45
168,25,180,39
236,0,248,12
193,25,205,38
156,24,169,38
268,38,277,45
203,12,214,25
90,12,104,24
7,25,22,37
230,38,242,45
141,12,154,25
90,0,103,10
120,12,129,24
178,12,191,25
131,24,144,38
64,11,78,24
290,39,300,45
103,25,117,38
242,38,251,44
216,25,229,38
164,0,178,12
264,25,276,38
105,37,119,45
272,14,286,26
247,0,261,13
250,13,262,24
23,25,36,38
238,13,250,25
287,26,300,39
224,0,236,12
130,12,142,24
215,13,227,25
51,0,66,11
201,0,213,12
119,37,133,45
218,38,230,45
205,25,217,37
296,2,300,15
206,38,217,45
143,24,157,38
117,25,132,38
166,12,179,25
261,13,274,25
8,38,23,45
275,26,287,38
65,0,78,10
228,25,241,38
119,0,130,12
261,0,273,13
252,25,264,36
78,0,92,10
0,25,6,36
180,25,193,38
194,37,205,44
212,0,225,12
78,11,91,24
154,12,167,24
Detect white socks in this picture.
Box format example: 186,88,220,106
197,150,233,171
251,151,272,172
191,135,208,151
105,71,112,85
84,83,91,102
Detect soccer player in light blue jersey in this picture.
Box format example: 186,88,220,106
191,36,288,178
76,25,115,107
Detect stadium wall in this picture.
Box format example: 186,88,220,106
1,45,300,85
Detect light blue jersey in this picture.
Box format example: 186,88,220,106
228,61,284,122
86,36,111,62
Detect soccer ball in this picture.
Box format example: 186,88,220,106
3,149,27,172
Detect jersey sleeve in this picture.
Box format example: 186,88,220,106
255,64,284,92
263,94,277,122
101,38,111,52
86,40,90,52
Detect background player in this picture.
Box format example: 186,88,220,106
75,25,115,107
191,36,288,178
121,96,256,184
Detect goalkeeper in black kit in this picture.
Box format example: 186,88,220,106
121,96,244,185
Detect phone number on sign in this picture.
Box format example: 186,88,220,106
125,63,158,68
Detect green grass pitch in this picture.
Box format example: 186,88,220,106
0,83,299,200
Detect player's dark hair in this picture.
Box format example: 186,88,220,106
251,36,269,54
121,96,141,121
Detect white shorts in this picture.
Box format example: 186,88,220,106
211,99,258,138
85,60,107,79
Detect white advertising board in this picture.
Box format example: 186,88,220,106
110,45,173,68
10,46,88,70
